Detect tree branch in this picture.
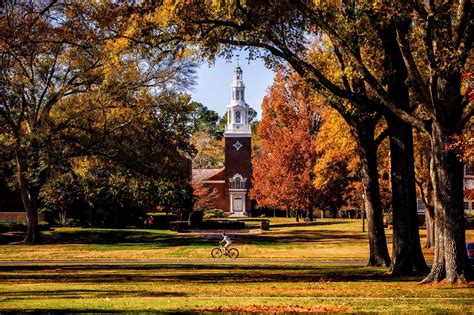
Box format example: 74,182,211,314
453,0,471,48
301,7,431,133
374,128,389,148
35,49,59,123
395,24,434,117
459,98,474,129
425,14,440,116
334,46,352,93
39,0,58,16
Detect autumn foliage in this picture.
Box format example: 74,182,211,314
250,72,318,215
313,106,362,216
251,71,363,217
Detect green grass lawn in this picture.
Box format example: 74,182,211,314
0,218,473,312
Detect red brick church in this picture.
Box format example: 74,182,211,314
192,66,252,216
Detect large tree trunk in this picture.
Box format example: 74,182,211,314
422,123,471,283
351,121,391,267
386,115,429,275
378,24,428,275
15,151,40,244
424,205,435,249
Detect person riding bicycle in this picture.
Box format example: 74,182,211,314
219,233,232,252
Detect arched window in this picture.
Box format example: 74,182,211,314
235,111,241,123
236,90,240,100
230,174,245,189
241,90,244,100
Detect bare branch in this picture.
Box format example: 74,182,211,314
35,49,60,123
39,0,58,16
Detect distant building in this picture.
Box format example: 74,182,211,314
192,66,252,216
464,162,474,213
417,163,474,215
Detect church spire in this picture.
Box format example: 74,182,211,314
232,66,244,103
225,65,251,136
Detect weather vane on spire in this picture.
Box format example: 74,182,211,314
236,54,240,67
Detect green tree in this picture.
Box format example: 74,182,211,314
191,102,222,138
39,173,81,226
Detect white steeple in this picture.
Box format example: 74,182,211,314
224,65,251,137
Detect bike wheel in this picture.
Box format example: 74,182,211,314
228,248,239,259
211,247,223,258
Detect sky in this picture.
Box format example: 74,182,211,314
190,54,276,119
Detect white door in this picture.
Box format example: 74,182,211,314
233,197,243,212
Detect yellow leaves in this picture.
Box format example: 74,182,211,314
155,0,189,25
190,131,224,168
372,0,383,11
174,46,197,60
0,133,15,148
313,106,358,184
70,156,102,177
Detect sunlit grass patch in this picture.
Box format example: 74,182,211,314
1,219,473,262
0,263,472,312
0,218,473,312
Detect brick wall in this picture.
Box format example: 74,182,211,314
201,182,226,211
224,136,252,212
0,212,45,224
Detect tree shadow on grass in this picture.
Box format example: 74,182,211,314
270,221,349,228
237,230,367,245
0,232,24,245
27,228,367,248
1,289,187,299
0,265,421,284
1,220,361,247
40,230,210,248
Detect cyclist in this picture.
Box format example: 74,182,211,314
219,232,232,252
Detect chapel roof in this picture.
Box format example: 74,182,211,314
192,168,225,183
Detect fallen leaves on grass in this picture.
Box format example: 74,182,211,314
195,304,349,313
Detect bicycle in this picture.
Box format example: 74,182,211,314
211,245,239,258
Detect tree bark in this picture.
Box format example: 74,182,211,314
59,208,67,226
421,123,471,283
351,121,391,267
386,114,429,275
424,205,435,249
378,24,428,275
15,151,40,244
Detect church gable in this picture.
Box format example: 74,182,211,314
207,169,225,181
192,168,225,183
